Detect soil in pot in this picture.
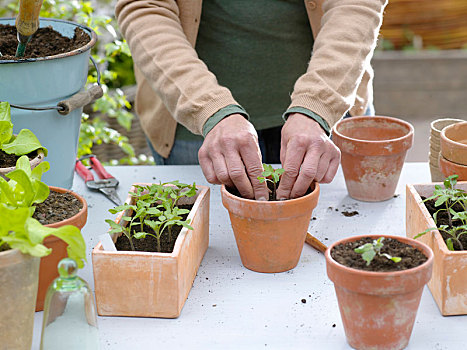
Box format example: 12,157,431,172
0,149,37,168
32,190,83,225
115,204,193,253
422,197,467,251
227,181,312,201
331,237,428,272
0,24,89,60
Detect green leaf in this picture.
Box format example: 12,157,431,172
31,161,50,181
446,238,454,251
0,102,11,122
2,129,47,156
414,227,436,239
0,120,13,145
134,231,146,239
362,250,376,266
390,256,401,263
6,169,35,206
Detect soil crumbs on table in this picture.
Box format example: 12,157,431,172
0,24,89,60
0,150,37,168
423,197,467,251
33,190,83,225
331,237,428,272
115,204,193,253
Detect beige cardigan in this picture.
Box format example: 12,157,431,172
116,0,387,158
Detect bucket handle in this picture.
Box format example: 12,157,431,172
9,56,103,116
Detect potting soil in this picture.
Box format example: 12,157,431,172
0,24,89,59
0,149,37,168
33,190,83,225
331,237,428,272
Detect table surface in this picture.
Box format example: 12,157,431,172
32,163,465,350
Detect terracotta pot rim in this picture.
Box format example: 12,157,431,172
325,234,434,277
440,121,467,149
431,118,466,134
439,156,467,168
44,186,88,228
332,115,414,146
220,182,319,204
0,149,45,173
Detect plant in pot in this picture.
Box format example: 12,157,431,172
0,155,88,310
407,174,467,315
325,234,433,350
0,204,85,350
221,164,320,273
92,180,210,318
0,102,46,179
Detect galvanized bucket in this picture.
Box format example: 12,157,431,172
0,18,100,189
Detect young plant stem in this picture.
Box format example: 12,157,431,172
168,226,172,242
447,202,453,227
272,181,276,201
128,235,135,251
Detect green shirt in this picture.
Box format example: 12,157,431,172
176,0,323,141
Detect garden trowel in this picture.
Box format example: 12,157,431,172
15,0,44,57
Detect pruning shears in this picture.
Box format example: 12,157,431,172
75,155,122,206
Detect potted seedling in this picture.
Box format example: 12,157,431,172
0,102,46,179
221,164,320,273
0,155,88,310
326,234,433,350
92,180,210,318
407,174,467,315
0,204,85,350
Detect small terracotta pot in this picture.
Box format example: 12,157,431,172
326,234,433,350
35,186,88,311
332,116,414,201
221,183,320,273
0,149,45,180
438,155,467,181
440,121,467,165
430,118,465,138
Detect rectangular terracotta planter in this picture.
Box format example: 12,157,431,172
406,181,467,316
92,184,210,318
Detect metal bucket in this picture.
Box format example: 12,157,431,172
0,18,98,189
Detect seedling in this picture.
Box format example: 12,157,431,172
415,175,467,250
257,164,284,200
354,237,402,266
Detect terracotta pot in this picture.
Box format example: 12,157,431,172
332,116,414,201
438,155,467,181
406,181,467,315
326,234,433,350
430,118,465,139
0,149,45,180
221,183,320,273
35,186,88,311
440,121,467,165
0,249,40,350
92,184,210,318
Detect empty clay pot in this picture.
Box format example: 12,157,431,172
332,116,414,201
221,183,320,273
326,234,433,350
439,155,467,181
440,121,467,165
35,186,88,311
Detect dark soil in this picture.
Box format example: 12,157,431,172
227,180,313,201
0,24,89,60
342,210,359,217
32,190,83,225
115,204,193,253
0,149,37,168
422,197,467,251
331,237,428,272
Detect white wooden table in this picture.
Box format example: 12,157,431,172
32,163,465,349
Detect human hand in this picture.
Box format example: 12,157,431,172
198,114,269,200
276,113,340,199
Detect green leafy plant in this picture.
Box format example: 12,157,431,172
354,237,402,266
0,102,47,157
415,175,467,251
257,164,284,200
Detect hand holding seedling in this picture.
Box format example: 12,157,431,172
354,237,401,266
257,164,284,200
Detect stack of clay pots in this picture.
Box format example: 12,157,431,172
429,118,465,181
439,121,467,180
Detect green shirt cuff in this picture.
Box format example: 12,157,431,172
282,107,331,136
202,104,250,137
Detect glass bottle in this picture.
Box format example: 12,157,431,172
40,258,99,350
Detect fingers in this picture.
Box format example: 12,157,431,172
198,148,220,184
239,145,269,200
223,150,254,199
276,137,306,200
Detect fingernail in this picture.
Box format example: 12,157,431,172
277,197,287,201
258,197,268,201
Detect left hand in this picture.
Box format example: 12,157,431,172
276,113,341,200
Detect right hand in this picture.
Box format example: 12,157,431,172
198,114,269,200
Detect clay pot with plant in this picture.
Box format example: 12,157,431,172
326,234,433,350
0,204,86,350
407,175,467,315
221,164,320,273
0,102,46,179
0,155,88,310
93,181,210,318
332,116,414,202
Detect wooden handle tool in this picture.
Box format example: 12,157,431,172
305,231,327,254
15,0,44,57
